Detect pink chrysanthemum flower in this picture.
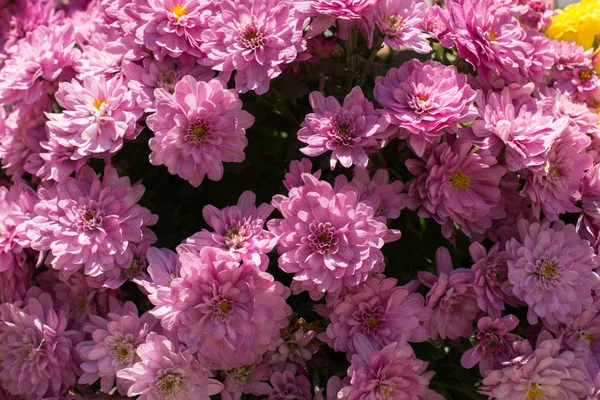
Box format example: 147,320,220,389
46,76,143,159
563,300,600,358
460,315,519,375
77,301,156,395
338,334,434,400
298,87,391,169
183,191,276,267
283,158,322,191
523,29,554,85
0,288,82,398
153,248,291,370
444,0,533,85
418,247,479,340
123,55,214,112
366,0,431,54
25,131,88,183
551,59,600,106
469,242,511,318
0,24,79,106
374,60,476,157
578,165,600,252
480,332,594,400
201,0,308,94
522,128,592,221
294,0,377,39
267,371,312,400
222,362,272,400
423,5,452,47
117,332,224,400
147,76,253,187
503,219,600,327
24,165,158,280
351,168,405,220
131,0,213,60
519,0,554,31
267,174,389,300
269,320,320,374
406,140,505,240
321,276,431,354
468,85,568,171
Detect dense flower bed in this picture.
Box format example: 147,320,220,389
1,0,600,399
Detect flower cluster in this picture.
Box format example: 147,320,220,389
2,0,600,399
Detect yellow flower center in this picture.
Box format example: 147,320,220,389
579,69,593,82
489,29,498,41
539,259,556,277
192,126,206,138
78,299,88,311
219,300,231,314
92,99,106,110
170,5,187,19
583,332,596,344
450,170,471,189
367,316,379,328
526,383,543,400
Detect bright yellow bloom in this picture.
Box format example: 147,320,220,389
546,0,600,50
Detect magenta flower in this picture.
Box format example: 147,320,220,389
322,276,431,354
480,332,594,400
0,288,82,398
298,87,391,169
469,242,510,318
563,300,600,357
406,140,505,240
374,60,477,157
522,128,592,221
460,315,519,375
26,131,88,183
283,158,322,191
444,0,533,85
367,0,431,54
519,0,554,30
123,55,214,112
468,85,568,171
267,174,389,300
201,0,308,94
131,0,213,60
24,165,158,281
0,24,79,106
418,247,479,340
578,165,600,252
294,0,377,39
270,322,320,374
117,332,224,400
183,190,276,267
153,248,291,369
351,168,405,220
551,58,600,106
503,219,600,327
147,76,253,187
338,334,434,400
222,362,272,400
423,5,452,47
46,76,143,159
267,371,312,400
77,301,156,395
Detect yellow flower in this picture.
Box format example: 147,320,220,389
546,0,600,50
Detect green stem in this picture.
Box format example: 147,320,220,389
343,29,360,93
357,36,385,86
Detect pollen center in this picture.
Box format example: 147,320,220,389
450,170,470,189
526,383,543,400
580,69,593,82
489,29,498,41
92,99,106,110
367,316,379,328
170,5,187,19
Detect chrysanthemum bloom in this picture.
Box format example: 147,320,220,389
522,128,592,221
480,332,594,399
444,0,533,85
24,165,158,280
468,85,568,171
267,174,389,300
123,55,214,111
545,0,600,50
222,362,272,400
423,5,452,47
267,371,312,400
551,60,600,106
519,0,554,30
406,140,505,239
322,276,430,355
283,158,322,191
461,315,519,375
183,191,276,267
269,320,320,374
117,332,224,400
147,76,253,187
351,168,405,220
77,301,156,395
563,300,600,358
201,0,308,94
46,76,143,159
0,24,79,106
337,334,434,400
131,0,213,60
503,219,600,327
298,87,391,169
294,0,377,38
523,29,554,85
418,247,479,340
374,60,476,157
25,131,87,183
578,165,600,252
469,242,511,318
0,288,82,398
154,248,291,369
366,0,431,54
